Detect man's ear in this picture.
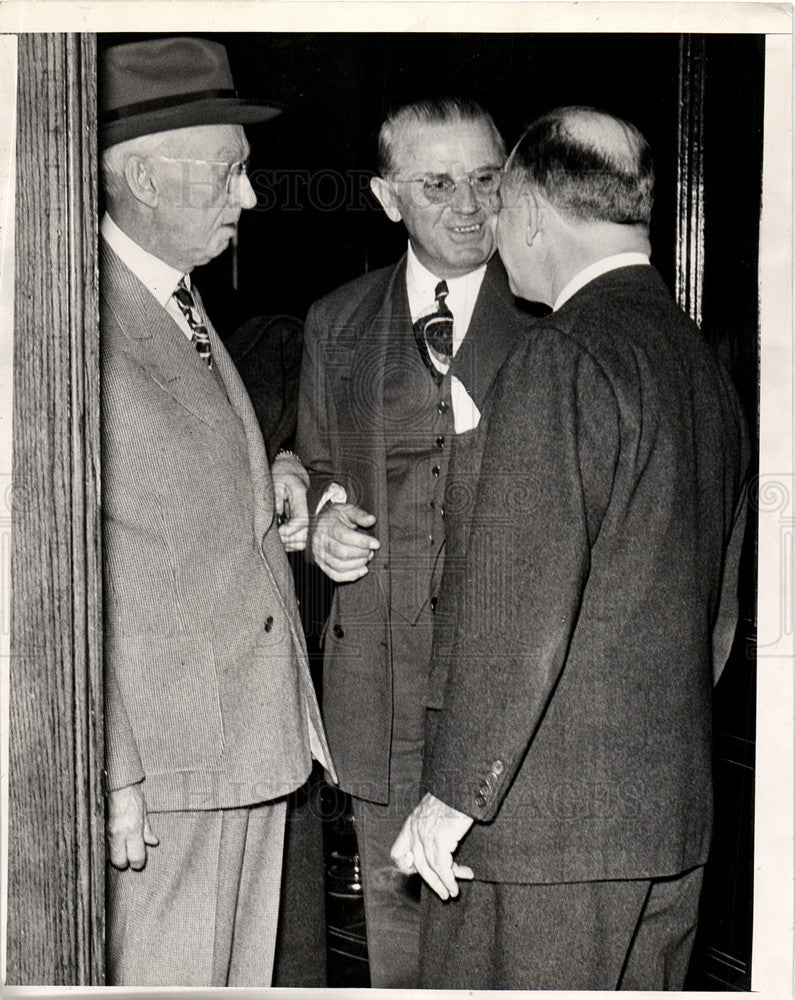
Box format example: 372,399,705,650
370,176,403,223
124,156,160,209
524,188,543,247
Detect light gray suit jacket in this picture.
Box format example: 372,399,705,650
100,237,335,812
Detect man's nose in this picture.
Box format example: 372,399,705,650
449,178,479,214
232,171,257,211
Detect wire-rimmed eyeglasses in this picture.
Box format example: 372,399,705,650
390,167,503,205
151,155,251,194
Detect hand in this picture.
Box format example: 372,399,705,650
312,502,380,583
106,782,159,871
391,792,474,900
272,459,309,552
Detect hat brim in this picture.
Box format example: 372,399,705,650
101,98,283,149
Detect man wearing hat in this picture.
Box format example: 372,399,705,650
99,36,335,986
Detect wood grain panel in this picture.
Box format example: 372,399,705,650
676,34,706,326
7,32,103,985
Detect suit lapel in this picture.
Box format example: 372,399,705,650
339,258,409,589
452,255,524,409
194,286,277,543
100,238,247,459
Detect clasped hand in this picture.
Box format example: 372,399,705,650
272,461,310,552
312,502,380,582
391,792,474,900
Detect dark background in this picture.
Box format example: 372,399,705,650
99,31,763,425
98,31,764,990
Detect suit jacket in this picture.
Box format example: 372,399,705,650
295,255,525,803
100,237,334,813
424,265,750,884
223,313,303,462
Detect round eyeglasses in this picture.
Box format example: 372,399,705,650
391,167,503,205
151,155,251,194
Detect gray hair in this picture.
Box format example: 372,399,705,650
100,131,171,198
377,97,505,176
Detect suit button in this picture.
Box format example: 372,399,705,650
432,465,440,477
430,596,438,614
475,794,487,808
333,623,344,639
264,615,274,633
493,759,505,775
435,436,445,449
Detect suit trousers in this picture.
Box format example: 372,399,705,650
352,736,425,988
107,799,286,986
419,865,704,990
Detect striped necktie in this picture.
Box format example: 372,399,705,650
173,278,213,368
414,280,454,362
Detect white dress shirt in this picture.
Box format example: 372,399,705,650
553,252,650,312
405,241,484,433
100,212,196,339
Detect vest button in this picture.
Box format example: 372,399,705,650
264,615,274,633
438,400,449,413
333,623,344,639
435,436,445,449
430,499,435,509
430,596,438,613
432,465,440,477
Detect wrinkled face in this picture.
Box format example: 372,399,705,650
381,119,504,278
151,124,256,271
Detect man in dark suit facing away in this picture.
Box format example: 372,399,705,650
393,106,750,990
295,97,526,986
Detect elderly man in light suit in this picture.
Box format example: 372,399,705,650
99,37,334,987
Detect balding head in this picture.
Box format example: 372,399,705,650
505,107,654,226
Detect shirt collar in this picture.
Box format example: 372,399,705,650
405,240,487,321
101,212,188,307
553,252,650,312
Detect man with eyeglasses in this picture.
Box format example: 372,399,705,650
99,37,334,986
295,96,525,987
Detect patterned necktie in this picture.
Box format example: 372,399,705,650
173,278,213,368
414,280,454,362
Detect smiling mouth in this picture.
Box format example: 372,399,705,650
451,222,484,235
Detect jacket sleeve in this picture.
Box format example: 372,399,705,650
295,301,343,519
424,328,620,822
104,665,146,792
710,445,751,685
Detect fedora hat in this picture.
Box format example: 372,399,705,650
100,36,282,148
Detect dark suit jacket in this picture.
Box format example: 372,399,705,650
100,237,334,812
424,264,750,883
223,314,303,462
295,255,525,802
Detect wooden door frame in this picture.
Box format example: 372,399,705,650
6,33,104,985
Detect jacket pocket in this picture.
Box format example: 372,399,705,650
107,633,224,775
